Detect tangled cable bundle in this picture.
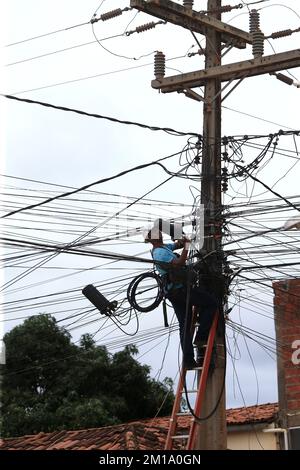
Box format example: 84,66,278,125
127,272,164,312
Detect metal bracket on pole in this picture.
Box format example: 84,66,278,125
221,44,234,59
221,77,245,102
210,78,236,104
179,88,205,102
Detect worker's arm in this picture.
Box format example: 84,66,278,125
173,239,184,250
171,238,190,266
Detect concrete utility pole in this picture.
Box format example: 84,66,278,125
130,0,300,450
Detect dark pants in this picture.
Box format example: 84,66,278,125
167,286,217,362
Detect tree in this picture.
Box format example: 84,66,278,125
2,315,174,437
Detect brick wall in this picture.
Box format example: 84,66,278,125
273,279,300,429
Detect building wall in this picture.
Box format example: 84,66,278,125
273,279,300,430
227,428,278,450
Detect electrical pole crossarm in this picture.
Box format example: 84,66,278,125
130,0,250,49
151,49,300,92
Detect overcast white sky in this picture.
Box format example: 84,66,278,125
1,0,300,413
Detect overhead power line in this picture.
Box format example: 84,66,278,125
1,94,200,139
1,149,193,219
222,105,294,130
5,34,124,67
91,18,166,61
6,21,166,67
8,62,156,94
1,160,191,291
6,52,191,95
5,21,91,47
233,162,300,214
5,6,132,47
3,94,293,145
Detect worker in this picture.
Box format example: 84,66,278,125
145,227,217,369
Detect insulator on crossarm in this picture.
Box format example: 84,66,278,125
154,51,165,80
220,5,234,13
252,30,264,58
188,48,206,57
269,29,293,39
183,0,194,9
271,72,294,86
100,8,122,21
136,22,156,33
249,9,260,33
205,4,242,14
208,5,233,14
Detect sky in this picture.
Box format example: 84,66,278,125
1,0,300,415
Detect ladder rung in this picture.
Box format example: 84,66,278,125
171,435,189,439
185,366,203,370
176,412,192,416
186,389,198,393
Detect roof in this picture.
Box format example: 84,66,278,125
226,402,278,425
0,422,171,451
0,403,278,450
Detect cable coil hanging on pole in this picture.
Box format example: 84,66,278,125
127,272,164,312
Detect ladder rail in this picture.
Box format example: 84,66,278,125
165,368,186,449
164,310,219,450
165,306,198,450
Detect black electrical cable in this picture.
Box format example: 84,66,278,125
243,170,300,213
1,94,200,139
165,255,228,423
1,157,190,219
2,320,178,379
236,273,300,301
1,160,192,292
2,127,300,396
225,328,266,450
127,272,164,312
183,313,227,422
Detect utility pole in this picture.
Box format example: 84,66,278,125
197,0,226,450
130,0,300,450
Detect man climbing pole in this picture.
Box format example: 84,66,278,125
145,227,217,369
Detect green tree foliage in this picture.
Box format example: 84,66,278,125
2,315,174,437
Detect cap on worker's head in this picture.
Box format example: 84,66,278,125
143,226,162,243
